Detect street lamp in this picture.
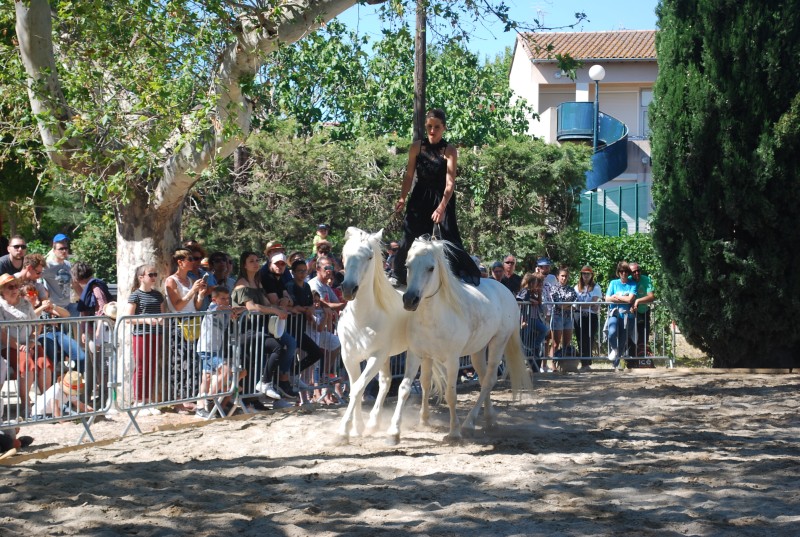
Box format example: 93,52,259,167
589,65,606,152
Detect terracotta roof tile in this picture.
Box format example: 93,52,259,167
520,30,656,61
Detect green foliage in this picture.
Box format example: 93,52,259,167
258,23,533,145
71,214,117,282
458,138,592,269
651,0,800,367
575,231,662,291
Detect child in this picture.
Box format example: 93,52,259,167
195,286,243,418
307,291,342,405
31,371,94,418
125,264,166,416
312,223,330,252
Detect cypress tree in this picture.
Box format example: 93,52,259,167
651,0,800,367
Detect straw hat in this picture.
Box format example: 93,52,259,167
0,273,18,289
61,371,86,396
103,301,118,319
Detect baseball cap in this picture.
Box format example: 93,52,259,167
491,261,503,269
317,223,330,230
536,257,552,267
270,253,288,264
53,233,69,243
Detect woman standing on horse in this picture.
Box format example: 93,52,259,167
392,108,480,287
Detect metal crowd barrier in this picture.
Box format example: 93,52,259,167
517,299,674,369
1,315,115,443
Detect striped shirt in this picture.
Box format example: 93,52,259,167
128,289,164,334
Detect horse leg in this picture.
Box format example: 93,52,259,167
366,359,392,434
386,353,422,445
418,356,433,428
335,352,362,443
442,358,463,445
463,342,503,432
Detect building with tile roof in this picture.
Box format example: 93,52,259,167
509,30,658,233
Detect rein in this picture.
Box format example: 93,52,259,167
423,280,442,300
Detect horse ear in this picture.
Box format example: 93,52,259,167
375,228,384,242
344,227,361,241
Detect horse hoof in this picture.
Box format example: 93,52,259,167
443,434,463,445
333,434,350,446
385,434,400,446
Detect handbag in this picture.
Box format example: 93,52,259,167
178,317,202,341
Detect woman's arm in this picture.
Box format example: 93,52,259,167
165,275,206,311
433,145,458,224
242,299,288,319
395,141,421,213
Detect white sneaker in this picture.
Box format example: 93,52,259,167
256,381,282,400
607,349,617,363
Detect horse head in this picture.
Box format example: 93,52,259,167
402,238,446,311
341,227,383,301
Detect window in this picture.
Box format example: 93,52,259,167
640,89,653,138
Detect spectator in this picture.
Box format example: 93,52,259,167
20,281,87,374
550,266,578,368
15,253,47,301
72,261,112,317
313,223,331,251
164,249,209,411
0,273,53,409
628,262,656,367
31,371,93,418
41,234,80,317
385,241,400,275
517,272,548,371
186,244,208,281
125,263,166,415
313,240,342,272
604,261,638,369
71,261,113,397
500,255,522,294
1,235,28,276
231,251,293,408
536,257,558,360
574,266,603,371
308,257,346,313
285,251,306,284
285,259,331,402
479,264,488,278
489,261,504,282
195,286,242,418
205,251,236,293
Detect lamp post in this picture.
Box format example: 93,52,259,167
589,65,606,152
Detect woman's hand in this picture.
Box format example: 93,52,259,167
431,204,445,224
395,198,406,213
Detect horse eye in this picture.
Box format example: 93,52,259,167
368,255,373,261
427,266,434,273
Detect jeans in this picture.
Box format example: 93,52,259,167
607,312,634,367
38,331,86,372
278,331,297,375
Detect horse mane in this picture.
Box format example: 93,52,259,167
417,237,468,320
366,233,398,313
344,226,397,313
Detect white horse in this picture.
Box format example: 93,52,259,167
336,227,434,443
399,237,533,444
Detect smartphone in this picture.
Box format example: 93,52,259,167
202,273,209,283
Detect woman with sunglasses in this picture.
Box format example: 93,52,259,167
574,266,603,370
126,264,166,414
164,249,208,412
605,261,638,369
0,273,53,411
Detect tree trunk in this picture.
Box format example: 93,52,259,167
413,0,427,141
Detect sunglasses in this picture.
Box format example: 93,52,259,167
504,261,515,265
10,244,27,250
322,265,334,271
581,272,592,276
55,247,69,251
631,269,641,274
2,284,19,290
147,272,158,278
192,256,203,261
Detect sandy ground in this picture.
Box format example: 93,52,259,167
2,369,800,536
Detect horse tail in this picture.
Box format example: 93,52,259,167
428,359,447,400
504,330,534,400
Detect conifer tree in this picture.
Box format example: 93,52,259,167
651,0,800,367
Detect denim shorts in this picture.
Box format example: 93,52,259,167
550,313,574,331
199,352,225,373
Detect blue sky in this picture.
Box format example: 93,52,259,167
336,0,659,60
